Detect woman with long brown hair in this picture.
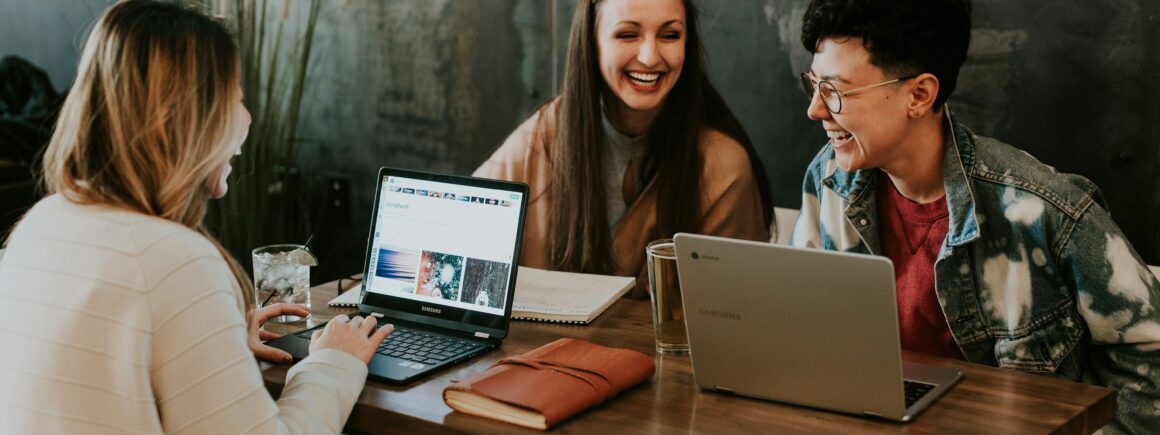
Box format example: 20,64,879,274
0,1,390,432
475,0,773,297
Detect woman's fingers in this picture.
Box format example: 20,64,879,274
252,342,293,363
359,316,378,335
254,303,311,324
371,323,394,343
327,314,350,329
307,315,395,362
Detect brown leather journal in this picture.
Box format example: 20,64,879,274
442,338,655,429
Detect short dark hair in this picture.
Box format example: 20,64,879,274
801,0,972,108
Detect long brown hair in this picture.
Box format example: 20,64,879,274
547,0,773,274
41,0,255,311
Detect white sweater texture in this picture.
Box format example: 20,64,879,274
0,195,368,434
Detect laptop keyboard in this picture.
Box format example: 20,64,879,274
375,327,486,365
903,380,936,408
294,324,486,366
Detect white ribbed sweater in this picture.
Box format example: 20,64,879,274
0,195,367,434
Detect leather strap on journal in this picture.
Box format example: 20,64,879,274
493,354,617,401
443,338,655,428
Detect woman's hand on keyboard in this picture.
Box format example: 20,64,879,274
309,314,394,363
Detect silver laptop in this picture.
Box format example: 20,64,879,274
673,233,962,422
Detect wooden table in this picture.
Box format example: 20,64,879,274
260,279,1116,434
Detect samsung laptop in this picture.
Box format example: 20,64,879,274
673,233,962,422
268,167,529,384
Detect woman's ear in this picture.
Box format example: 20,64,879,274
908,73,940,118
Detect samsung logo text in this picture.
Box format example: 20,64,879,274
700,309,741,320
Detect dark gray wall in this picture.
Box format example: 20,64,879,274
960,1,1160,266
3,0,1158,276
294,1,555,279
0,0,110,91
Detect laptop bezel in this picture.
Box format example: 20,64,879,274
357,167,529,340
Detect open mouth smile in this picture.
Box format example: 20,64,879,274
827,130,852,142
627,71,663,87
826,129,855,149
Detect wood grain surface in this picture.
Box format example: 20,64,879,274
260,279,1115,434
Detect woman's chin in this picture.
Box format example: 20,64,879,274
207,182,228,199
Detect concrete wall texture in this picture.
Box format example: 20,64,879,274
2,0,1157,272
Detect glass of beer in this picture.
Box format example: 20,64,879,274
646,239,688,355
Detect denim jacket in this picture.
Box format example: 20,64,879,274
791,111,1160,434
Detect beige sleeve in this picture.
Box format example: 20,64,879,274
697,131,770,243
473,112,544,182
146,233,367,435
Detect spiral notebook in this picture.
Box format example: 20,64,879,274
511,266,634,324
327,286,362,307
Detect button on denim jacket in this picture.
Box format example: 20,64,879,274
791,111,1160,434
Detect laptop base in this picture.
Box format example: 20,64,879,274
266,316,498,384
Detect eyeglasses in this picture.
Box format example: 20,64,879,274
800,72,917,114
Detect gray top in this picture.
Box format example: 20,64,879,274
600,111,649,228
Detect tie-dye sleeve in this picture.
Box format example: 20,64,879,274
790,145,863,252
1062,202,1160,434
790,147,829,249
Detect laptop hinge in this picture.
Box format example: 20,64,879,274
715,386,735,394
474,331,490,339
863,411,884,418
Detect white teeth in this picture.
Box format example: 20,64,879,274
628,72,660,84
826,130,852,141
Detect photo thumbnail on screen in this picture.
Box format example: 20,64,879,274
461,258,510,309
416,251,464,301
374,246,419,294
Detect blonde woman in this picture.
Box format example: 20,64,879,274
0,1,391,433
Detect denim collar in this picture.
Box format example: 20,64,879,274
821,108,981,248
941,110,980,247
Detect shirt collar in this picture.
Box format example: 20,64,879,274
822,107,980,246
600,102,649,145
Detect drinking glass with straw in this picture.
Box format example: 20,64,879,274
252,236,318,322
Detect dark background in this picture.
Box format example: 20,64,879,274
2,0,1157,283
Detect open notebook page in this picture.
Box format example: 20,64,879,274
512,266,634,324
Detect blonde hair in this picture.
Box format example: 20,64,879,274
43,0,254,311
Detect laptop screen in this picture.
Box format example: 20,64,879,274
359,168,528,337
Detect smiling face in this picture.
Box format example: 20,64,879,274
806,37,912,172
596,0,686,128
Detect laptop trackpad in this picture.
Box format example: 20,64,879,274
267,331,313,361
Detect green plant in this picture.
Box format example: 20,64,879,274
200,0,322,271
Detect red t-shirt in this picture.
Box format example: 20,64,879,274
876,171,963,360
